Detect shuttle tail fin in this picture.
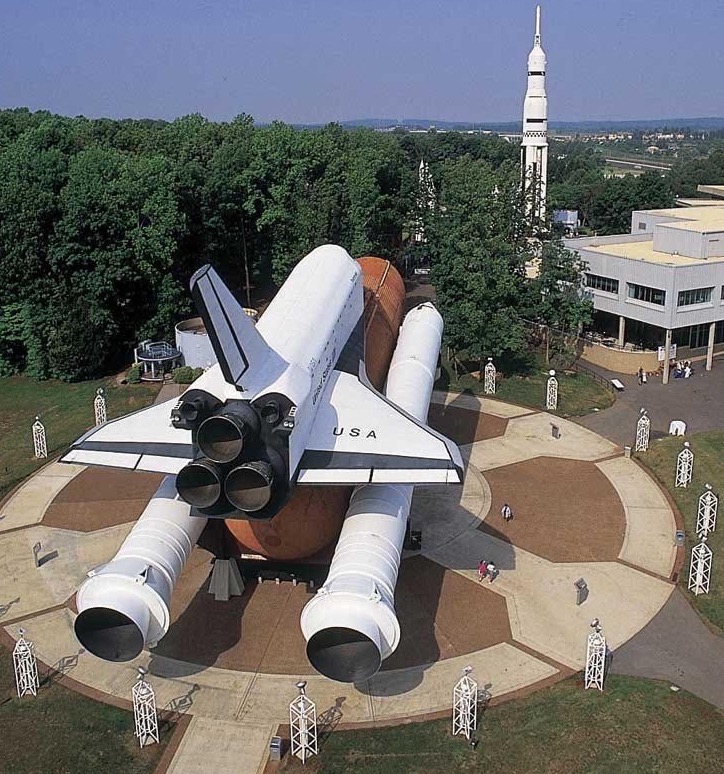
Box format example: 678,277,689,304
190,265,272,391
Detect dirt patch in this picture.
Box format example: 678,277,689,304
480,458,626,563
154,553,510,674
43,468,164,531
428,404,508,446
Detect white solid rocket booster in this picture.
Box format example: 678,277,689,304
74,476,207,661
300,301,444,682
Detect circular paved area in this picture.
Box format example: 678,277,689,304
0,392,680,769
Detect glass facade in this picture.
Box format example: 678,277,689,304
677,287,713,307
585,273,619,294
627,282,666,306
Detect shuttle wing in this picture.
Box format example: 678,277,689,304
60,399,193,474
297,370,463,485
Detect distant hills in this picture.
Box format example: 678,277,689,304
294,117,724,133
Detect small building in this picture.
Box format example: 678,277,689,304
566,186,724,381
134,340,182,381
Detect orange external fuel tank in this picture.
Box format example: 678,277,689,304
224,256,406,561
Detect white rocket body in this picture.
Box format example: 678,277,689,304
522,5,548,224
300,302,443,682
74,476,207,661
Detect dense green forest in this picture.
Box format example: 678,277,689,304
0,108,722,381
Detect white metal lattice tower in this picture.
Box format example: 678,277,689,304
546,369,558,411
697,485,718,537
688,536,712,596
675,442,694,488
635,409,650,452
13,628,39,698
32,416,47,459
94,388,107,426
290,681,318,764
452,665,478,740
483,358,496,395
132,668,159,747
584,620,606,691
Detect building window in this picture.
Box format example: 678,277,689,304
585,273,619,294
677,287,713,307
627,282,666,306
638,222,648,230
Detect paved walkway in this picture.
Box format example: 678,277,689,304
0,396,681,773
577,359,724,446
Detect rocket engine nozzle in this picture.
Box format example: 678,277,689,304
176,459,224,509
306,626,382,683
197,413,252,463
225,460,274,513
75,601,147,662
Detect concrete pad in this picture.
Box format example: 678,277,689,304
0,462,85,532
165,717,275,774
467,412,619,471
367,645,558,719
431,391,533,418
409,465,490,551
424,529,674,670
598,457,677,577
0,523,132,621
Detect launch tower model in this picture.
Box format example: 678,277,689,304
521,5,548,228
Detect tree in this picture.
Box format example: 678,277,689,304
428,156,530,374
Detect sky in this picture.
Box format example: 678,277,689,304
1,0,723,125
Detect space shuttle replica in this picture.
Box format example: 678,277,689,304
62,245,463,682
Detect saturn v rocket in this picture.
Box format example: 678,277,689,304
64,245,462,681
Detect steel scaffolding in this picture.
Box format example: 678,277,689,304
13,629,39,698
688,536,712,596
452,666,478,740
94,388,107,426
675,442,694,488
32,417,47,459
697,485,718,537
132,668,159,747
290,681,318,764
546,370,558,411
584,620,606,691
635,409,650,452
483,358,496,395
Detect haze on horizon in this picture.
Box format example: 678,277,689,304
1,0,722,126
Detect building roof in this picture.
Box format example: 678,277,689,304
697,184,724,199
583,239,724,266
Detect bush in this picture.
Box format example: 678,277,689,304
127,364,141,383
172,366,195,384
192,367,205,380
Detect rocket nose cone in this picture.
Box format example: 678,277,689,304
306,627,382,683
74,607,144,663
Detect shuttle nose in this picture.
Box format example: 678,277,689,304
225,461,274,513
176,459,224,508
197,413,253,463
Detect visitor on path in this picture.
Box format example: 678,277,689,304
501,503,513,522
478,559,488,582
487,562,498,583
637,366,644,386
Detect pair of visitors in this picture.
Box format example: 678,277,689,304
637,366,647,385
478,559,498,583
501,503,513,522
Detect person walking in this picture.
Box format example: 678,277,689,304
478,559,488,582
501,503,513,522
487,562,498,583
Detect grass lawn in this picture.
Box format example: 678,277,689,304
281,675,724,774
637,431,724,633
436,358,615,417
0,376,161,500
0,645,171,774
